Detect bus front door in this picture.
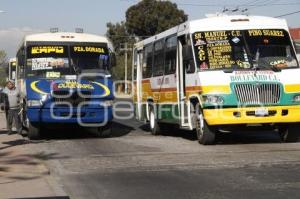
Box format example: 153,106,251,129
134,49,143,120
177,38,189,127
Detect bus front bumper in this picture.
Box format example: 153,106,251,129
204,105,300,125
27,107,113,124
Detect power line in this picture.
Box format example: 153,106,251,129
275,10,300,18
245,0,279,11
175,2,300,7
107,34,151,39
241,0,264,6
119,0,300,7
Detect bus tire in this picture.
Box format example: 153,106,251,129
149,105,160,135
193,109,216,145
279,124,299,143
97,122,112,138
28,122,41,140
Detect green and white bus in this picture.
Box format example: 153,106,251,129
133,15,300,145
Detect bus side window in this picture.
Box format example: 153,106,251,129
184,35,195,74
133,49,137,81
295,42,300,54
164,36,177,75
17,48,25,79
153,40,165,77
143,45,153,78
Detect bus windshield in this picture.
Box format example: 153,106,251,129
192,29,299,71
26,44,109,78
70,45,109,73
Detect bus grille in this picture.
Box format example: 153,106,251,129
234,83,281,105
52,91,91,106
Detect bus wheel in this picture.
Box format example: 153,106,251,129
279,124,299,143
149,105,160,135
28,122,41,140
96,122,112,138
194,110,215,145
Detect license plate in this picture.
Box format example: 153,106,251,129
255,108,269,116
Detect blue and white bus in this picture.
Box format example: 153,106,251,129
16,31,116,139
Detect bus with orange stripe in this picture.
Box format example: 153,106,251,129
132,15,300,145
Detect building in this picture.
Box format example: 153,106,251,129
290,28,300,59
290,28,300,42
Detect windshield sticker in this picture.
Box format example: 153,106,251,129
46,72,61,78
31,46,64,54
32,58,53,70
232,37,240,43
200,62,208,69
195,39,206,46
73,46,106,53
31,58,68,71
270,59,287,68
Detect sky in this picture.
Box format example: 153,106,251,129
0,0,300,57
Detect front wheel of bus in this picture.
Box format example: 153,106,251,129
96,122,112,138
194,110,216,145
279,124,299,143
28,122,41,140
149,105,160,135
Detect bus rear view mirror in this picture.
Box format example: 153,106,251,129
110,53,117,67
182,45,193,61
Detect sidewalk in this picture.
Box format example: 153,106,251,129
0,113,68,199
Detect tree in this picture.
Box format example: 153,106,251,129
110,54,132,81
105,0,188,80
0,50,7,66
125,0,188,37
106,22,135,80
0,50,8,86
106,21,134,54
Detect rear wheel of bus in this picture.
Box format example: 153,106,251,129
149,104,161,135
191,106,216,145
278,124,300,143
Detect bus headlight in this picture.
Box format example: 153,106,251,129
41,94,48,102
203,95,224,105
293,95,300,102
101,100,114,107
27,100,42,107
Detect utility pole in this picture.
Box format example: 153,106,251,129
120,43,132,94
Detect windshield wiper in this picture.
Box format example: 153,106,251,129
70,60,81,75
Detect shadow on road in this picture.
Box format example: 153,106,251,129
0,130,8,135
139,123,290,145
39,121,134,140
0,139,31,151
216,131,283,145
13,197,70,199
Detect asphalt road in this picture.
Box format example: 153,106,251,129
27,99,300,199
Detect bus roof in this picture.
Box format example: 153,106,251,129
9,57,16,62
24,32,110,43
135,15,289,47
21,32,114,52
